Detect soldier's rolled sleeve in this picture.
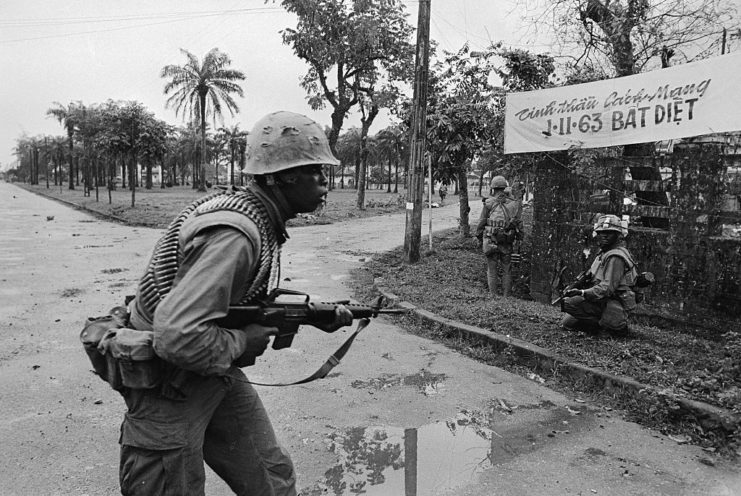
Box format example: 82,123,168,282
152,227,258,375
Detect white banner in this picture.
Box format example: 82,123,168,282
504,53,741,154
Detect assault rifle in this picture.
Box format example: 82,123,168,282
219,289,406,366
551,270,593,306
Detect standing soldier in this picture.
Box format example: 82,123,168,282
475,175,523,297
561,214,638,335
115,111,354,496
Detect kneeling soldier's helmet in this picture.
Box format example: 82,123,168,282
244,111,340,175
594,214,628,237
490,175,508,190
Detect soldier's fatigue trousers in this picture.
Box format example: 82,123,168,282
119,366,296,496
561,295,628,332
486,250,512,297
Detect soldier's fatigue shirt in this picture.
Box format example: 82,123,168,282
130,209,276,376
581,254,627,301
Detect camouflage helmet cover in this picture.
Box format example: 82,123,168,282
244,111,340,175
593,214,628,236
490,175,508,190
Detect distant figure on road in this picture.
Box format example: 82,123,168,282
116,111,353,496
439,184,448,205
561,214,638,335
475,175,522,297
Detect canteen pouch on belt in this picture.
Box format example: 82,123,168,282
80,306,161,391
99,328,161,390
482,235,497,256
80,308,128,389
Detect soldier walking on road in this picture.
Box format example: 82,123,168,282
114,111,353,496
438,184,448,205
475,175,522,297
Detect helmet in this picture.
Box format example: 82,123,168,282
490,175,508,190
593,214,628,236
244,111,340,175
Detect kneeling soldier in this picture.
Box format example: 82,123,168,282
561,214,638,335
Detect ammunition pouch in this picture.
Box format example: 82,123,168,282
485,220,516,245
80,308,162,391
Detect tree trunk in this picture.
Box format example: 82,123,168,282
94,158,99,201
230,147,235,186
198,94,208,192
457,168,471,236
67,134,75,190
130,151,136,207
357,104,379,209
357,144,368,210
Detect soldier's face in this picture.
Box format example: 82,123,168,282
598,231,619,249
280,164,329,213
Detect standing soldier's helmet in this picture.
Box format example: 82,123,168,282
244,111,340,175
593,214,628,237
490,175,508,190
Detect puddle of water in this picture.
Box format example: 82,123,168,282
303,405,591,496
306,413,493,496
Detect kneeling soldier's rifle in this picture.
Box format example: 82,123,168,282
551,270,593,307
219,288,406,385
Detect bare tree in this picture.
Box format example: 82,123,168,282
530,0,736,75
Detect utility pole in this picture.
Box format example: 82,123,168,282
722,27,727,54
403,0,431,264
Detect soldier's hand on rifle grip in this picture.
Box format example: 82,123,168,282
241,324,279,356
313,305,354,333
564,288,583,298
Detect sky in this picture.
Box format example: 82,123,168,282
0,0,554,169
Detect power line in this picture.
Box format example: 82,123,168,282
0,7,283,44
0,7,281,27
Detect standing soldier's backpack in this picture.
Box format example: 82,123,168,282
485,199,517,245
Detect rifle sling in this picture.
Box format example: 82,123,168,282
240,318,371,387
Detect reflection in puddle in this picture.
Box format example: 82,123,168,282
302,403,586,495
303,411,493,496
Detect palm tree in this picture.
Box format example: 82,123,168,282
336,128,362,189
375,125,408,194
218,124,247,186
47,101,81,190
160,48,245,192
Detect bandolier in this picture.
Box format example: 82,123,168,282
137,186,283,317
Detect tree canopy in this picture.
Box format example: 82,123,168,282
278,0,415,150
533,0,736,76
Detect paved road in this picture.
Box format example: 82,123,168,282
1,181,739,496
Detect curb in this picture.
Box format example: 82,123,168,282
375,282,740,434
